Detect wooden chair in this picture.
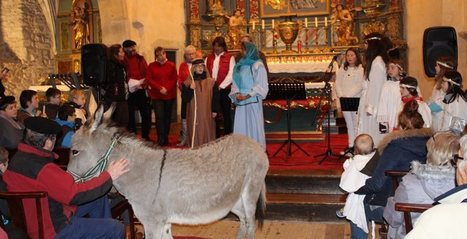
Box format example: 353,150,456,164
385,170,433,233
394,202,433,233
0,191,48,239
111,199,137,239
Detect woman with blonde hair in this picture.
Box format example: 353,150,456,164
383,131,460,238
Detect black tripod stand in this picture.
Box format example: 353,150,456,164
268,82,310,160
317,59,341,164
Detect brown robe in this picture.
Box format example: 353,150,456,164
185,77,217,147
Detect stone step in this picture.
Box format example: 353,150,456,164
266,169,344,195
265,193,346,222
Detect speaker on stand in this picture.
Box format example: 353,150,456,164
81,43,108,102
423,26,458,77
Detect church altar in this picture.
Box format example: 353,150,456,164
268,61,331,74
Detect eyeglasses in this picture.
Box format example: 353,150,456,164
451,154,464,167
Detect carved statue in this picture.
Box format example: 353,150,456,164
207,0,226,15
227,9,247,49
267,0,287,10
331,4,358,46
71,0,90,49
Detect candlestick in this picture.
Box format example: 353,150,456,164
315,17,318,27
252,21,255,31
272,19,275,29
262,20,265,30
305,18,308,28
325,17,328,27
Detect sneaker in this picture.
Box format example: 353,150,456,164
336,207,346,219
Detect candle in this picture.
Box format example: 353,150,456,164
272,19,275,29
325,17,328,26
305,18,308,28
252,21,255,31
315,17,318,27
262,20,265,30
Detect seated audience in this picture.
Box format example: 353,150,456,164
406,134,467,239
0,147,28,238
0,96,24,150
350,100,433,239
338,134,376,234
2,117,129,238
384,131,460,238
67,89,87,125
55,104,78,148
40,87,62,120
16,90,41,124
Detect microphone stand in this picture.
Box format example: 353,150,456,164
317,56,341,164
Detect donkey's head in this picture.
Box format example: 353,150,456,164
67,104,116,176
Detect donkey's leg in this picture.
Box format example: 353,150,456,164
140,219,168,239
231,197,247,239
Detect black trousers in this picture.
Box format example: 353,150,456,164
218,88,233,136
127,90,151,139
152,99,175,146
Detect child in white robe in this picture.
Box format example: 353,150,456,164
438,71,467,132
400,77,432,128
339,134,376,233
377,59,404,134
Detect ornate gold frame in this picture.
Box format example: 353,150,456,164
260,0,330,18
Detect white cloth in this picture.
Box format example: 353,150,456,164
128,78,145,93
357,56,386,145
335,65,364,146
230,61,269,149
405,204,467,239
416,100,432,128
207,52,235,89
428,86,445,131
339,152,376,233
335,65,365,98
268,61,331,73
377,80,402,133
439,97,467,131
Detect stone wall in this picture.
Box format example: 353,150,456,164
0,0,54,98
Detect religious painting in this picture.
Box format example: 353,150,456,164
59,21,71,51
261,0,330,17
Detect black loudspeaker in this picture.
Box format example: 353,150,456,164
81,44,107,86
423,27,457,77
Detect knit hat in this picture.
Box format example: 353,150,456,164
192,58,204,65
24,117,61,134
0,96,15,110
122,40,136,48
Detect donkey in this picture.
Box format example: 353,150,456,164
67,106,269,239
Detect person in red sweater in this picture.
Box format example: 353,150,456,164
3,117,129,239
146,47,178,146
122,40,151,141
205,36,235,136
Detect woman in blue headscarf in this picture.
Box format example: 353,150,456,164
229,42,269,149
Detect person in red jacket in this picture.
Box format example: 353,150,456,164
205,36,235,136
122,40,151,141
3,117,129,239
146,47,178,146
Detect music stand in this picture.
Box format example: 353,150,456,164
340,97,360,112
317,72,341,164
267,82,310,160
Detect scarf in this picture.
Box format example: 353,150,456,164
233,42,260,86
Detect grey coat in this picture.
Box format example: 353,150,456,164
0,117,24,149
383,161,455,239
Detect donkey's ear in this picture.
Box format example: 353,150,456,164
90,103,105,133
102,102,116,122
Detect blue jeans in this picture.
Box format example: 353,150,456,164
55,196,124,239
349,202,385,239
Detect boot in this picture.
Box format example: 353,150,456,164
177,119,187,146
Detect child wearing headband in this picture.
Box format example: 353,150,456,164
399,76,432,128
439,70,467,131
377,59,405,133
428,56,456,131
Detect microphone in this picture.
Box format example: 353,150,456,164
331,52,344,62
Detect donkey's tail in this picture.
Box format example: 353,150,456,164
255,181,267,229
